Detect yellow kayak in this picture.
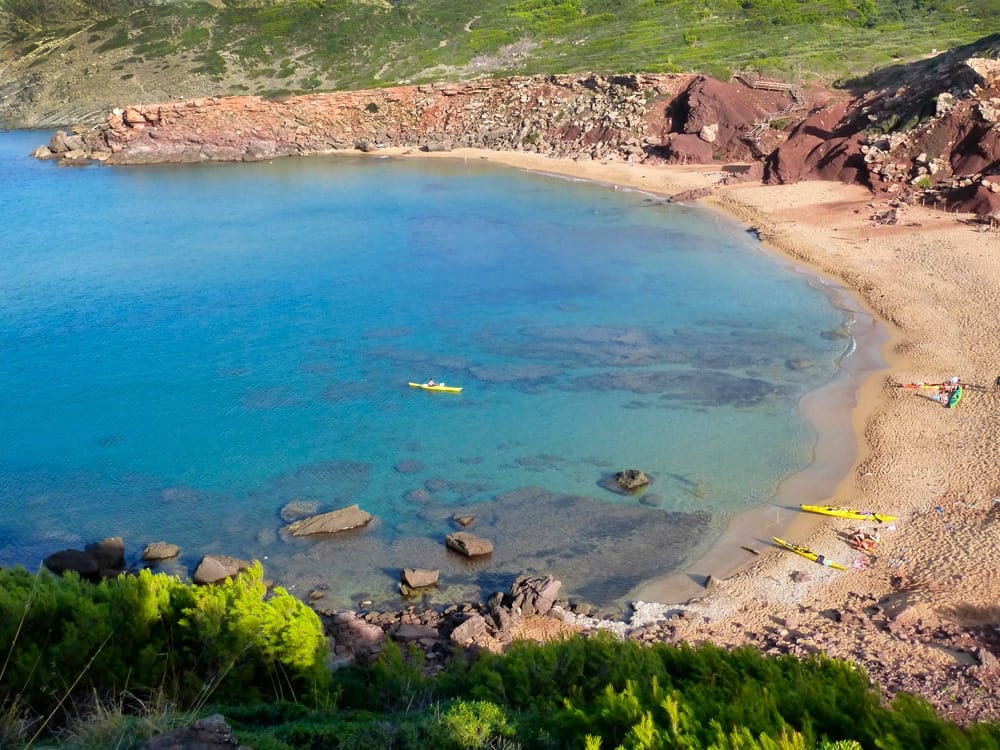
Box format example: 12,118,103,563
408,381,463,393
799,504,896,522
772,537,847,571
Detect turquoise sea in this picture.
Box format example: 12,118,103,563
0,130,859,611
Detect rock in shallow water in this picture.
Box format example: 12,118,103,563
615,468,650,491
445,531,494,557
285,504,373,536
142,541,181,561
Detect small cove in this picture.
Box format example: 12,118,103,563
0,131,870,612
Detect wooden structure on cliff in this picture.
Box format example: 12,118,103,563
733,68,806,158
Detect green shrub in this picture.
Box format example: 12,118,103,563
437,699,515,749
0,564,330,730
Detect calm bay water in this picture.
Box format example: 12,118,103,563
0,130,853,610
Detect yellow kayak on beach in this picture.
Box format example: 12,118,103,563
408,381,463,393
799,504,896,522
772,537,848,571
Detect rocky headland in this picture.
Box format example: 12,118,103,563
34,33,1000,218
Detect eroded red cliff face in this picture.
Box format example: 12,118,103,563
34,73,795,168
767,43,1000,214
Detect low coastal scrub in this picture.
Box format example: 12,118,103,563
0,563,329,743
2,0,999,92
2,567,999,748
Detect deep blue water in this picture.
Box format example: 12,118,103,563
0,130,853,610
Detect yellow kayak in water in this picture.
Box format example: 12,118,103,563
799,505,896,522
772,537,847,570
408,381,463,393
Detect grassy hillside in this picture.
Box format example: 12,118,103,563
2,0,999,102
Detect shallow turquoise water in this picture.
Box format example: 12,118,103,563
0,131,852,610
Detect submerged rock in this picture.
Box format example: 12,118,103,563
280,499,322,522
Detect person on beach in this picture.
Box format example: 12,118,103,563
850,529,876,553
994,374,1000,391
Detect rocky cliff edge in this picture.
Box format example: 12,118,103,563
34,37,1000,217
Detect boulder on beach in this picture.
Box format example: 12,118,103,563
510,573,562,616
284,504,373,536
450,613,489,645
392,622,439,643
445,531,494,557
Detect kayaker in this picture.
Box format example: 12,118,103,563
427,379,437,386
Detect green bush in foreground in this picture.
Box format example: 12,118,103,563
314,635,999,750
0,562,330,732
2,568,999,749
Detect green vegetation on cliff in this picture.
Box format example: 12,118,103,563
2,567,999,749
1,0,998,112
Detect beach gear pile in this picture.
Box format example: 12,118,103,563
772,505,897,572
901,375,963,407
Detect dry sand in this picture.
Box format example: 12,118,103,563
370,147,1000,718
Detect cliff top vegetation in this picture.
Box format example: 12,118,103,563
1,0,998,126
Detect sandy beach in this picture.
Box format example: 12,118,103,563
367,146,1000,720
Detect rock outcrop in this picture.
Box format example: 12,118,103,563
44,549,103,581
445,531,494,557
192,554,253,585
142,713,247,750
142,541,181,561
614,469,651,491
284,504,373,536
29,34,1000,219
44,536,127,580
767,35,1000,214
401,567,440,591
34,73,798,169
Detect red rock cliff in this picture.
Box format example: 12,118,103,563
36,73,796,168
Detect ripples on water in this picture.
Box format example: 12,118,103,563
0,132,850,610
